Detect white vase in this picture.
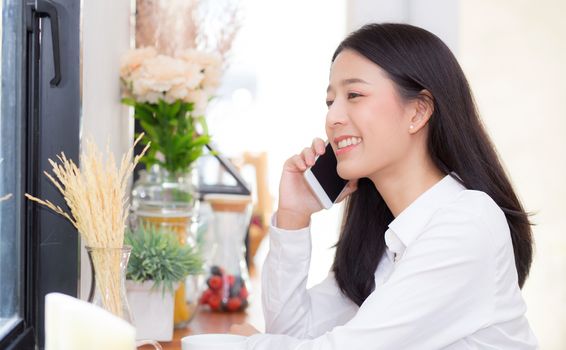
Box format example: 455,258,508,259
126,280,175,341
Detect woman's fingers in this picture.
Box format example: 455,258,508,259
312,137,326,155
289,154,307,171
304,138,327,167
301,147,316,167
285,138,328,172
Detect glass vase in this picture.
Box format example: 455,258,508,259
131,165,202,327
199,194,252,313
86,246,133,323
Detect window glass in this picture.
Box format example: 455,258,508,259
0,0,23,338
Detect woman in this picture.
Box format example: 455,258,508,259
231,23,538,349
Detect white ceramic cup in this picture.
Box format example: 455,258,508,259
181,334,247,350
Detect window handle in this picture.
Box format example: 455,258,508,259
28,0,62,87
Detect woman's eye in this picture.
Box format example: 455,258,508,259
348,92,362,99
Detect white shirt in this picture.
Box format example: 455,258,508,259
247,174,538,349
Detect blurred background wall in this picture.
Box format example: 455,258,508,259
459,1,566,348
210,0,564,347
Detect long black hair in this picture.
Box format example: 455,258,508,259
331,23,533,307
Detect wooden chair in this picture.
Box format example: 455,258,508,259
237,152,273,275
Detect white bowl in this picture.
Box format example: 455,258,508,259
181,334,247,350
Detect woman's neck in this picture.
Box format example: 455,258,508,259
369,154,445,218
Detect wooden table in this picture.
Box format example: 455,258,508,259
140,272,264,350
136,309,249,349
136,262,264,349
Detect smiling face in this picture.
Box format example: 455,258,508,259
325,49,419,181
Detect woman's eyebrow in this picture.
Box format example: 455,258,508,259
327,78,370,92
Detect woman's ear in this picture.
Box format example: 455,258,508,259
408,90,434,134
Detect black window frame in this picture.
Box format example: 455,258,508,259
0,0,80,349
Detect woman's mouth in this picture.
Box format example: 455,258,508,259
335,136,362,155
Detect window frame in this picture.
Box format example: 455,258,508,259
0,0,81,348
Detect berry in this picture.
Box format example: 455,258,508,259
199,289,213,305
208,294,222,311
207,275,223,291
226,297,243,312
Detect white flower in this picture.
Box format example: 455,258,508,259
164,85,189,104
131,77,163,103
186,89,210,116
143,55,197,91
120,47,223,105
180,49,223,94
140,91,163,104
120,47,157,78
201,66,222,92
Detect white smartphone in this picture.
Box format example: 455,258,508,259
304,143,349,209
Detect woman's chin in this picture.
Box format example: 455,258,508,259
337,163,362,180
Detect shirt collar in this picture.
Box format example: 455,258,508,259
385,173,466,257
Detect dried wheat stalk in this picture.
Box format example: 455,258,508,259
25,134,149,318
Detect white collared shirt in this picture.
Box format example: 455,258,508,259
247,174,538,349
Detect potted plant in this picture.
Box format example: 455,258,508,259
125,224,203,341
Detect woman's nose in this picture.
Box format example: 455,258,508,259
326,100,348,128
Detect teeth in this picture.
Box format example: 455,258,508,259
337,137,361,149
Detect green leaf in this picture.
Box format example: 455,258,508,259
121,97,136,106
130,99,212,172
169,100,182,118
125,225,204,294
139,121,159,141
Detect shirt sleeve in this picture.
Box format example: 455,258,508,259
261,222,358,338
249,207,496,350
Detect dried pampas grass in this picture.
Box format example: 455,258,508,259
25,134,150,318
135,0,242,65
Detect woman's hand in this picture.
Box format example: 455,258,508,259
276,138,358,230
229,322,260,337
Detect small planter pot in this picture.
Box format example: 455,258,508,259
126,280,176,341
131,165,202,328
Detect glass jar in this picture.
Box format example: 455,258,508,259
131,165,199,221
131,165,202,327
199,194,252,313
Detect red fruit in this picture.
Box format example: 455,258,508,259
207,275,223,291
239,286,248,299
226,297,242,312
208,294,222,311
227,275,235,286
199,289,213,305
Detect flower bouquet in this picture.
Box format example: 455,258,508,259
120,48,222,173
